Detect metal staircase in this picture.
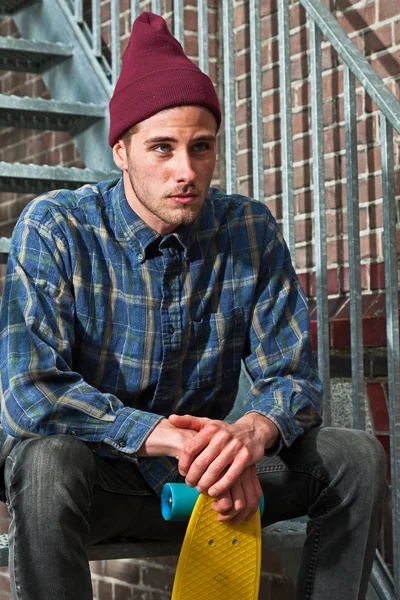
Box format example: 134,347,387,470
0,0,119,201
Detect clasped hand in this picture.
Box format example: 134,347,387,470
169,413,278,524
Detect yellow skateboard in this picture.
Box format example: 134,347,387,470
161,483,262,599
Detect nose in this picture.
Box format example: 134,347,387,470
174,151,196,184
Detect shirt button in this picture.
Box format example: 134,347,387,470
70,430,77,436
168,326,175,334
118,439,126,448
137,253,144,261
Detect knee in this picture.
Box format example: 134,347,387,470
5,435,96,506
317,428,388,503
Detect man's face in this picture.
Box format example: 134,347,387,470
113,105,217,234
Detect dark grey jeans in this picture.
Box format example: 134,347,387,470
4,427,388,600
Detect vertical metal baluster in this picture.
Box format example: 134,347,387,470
198,0,209,74
75,0,83,23
131,0,140,24
222,0,237,194
92,0,102,57
381,113,400,600
111,0,121,85
278,0,295,257
151,0,160,14
174,0,184,46
310,19,331,425
249,0,264,203
344,65,365,431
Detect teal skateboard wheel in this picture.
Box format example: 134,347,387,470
161,482,264,521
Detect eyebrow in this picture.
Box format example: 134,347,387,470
143,135,216,145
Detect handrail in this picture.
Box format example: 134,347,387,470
299,0,400,135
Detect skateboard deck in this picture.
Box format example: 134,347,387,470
162,485,261,600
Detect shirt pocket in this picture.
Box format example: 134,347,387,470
182,306,244,390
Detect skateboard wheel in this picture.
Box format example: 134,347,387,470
161,483,200,520
161,483,265,520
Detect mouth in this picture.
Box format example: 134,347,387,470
168,193,199,205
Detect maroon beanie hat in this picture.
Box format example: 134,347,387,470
108,12,221,147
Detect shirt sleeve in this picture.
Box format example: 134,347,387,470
0,217,163,455
243,210,323,448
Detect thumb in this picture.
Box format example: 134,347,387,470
168,414,210,431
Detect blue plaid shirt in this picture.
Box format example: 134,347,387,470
0,178,322,494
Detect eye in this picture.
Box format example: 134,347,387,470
192,142,210,152
154,144,171,154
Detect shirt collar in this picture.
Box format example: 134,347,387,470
110,177,204,262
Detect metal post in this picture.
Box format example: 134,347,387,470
75,0,83,23
309,18,331,425
343,65,365,431
198,0,209,74
278,0,295,257
174,0,184,46
131,0,140,24
222,0,237,194
92,0,102,58
380,113,400,599
111,0,121,85
249,0,264,204
151,0,160,14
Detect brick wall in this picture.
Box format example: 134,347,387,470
0,0,398,597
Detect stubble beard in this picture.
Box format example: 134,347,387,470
127,169,202,229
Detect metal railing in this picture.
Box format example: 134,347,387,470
58,0,399,596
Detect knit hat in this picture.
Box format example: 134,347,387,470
108,12,221,147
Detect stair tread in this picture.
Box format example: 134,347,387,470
0,161,120,181
0,36,73,56
0,93,105,116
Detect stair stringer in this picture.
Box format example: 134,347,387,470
13,0,116,172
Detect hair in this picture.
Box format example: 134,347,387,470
121,123,140,150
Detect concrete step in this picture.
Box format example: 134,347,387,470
0,94,105,133
0,161,120,194
0,36,73,72
0,0,39,16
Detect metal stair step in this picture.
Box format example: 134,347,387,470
0,37,73,73
0,0,39,16
0,94,106,133
0,162,120,195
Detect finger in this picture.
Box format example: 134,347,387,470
230,467,259,525
205,446,252,497
215,479,245,522
168,414,211,431
210,488,233,515
179,424,229,480
184,430,235,488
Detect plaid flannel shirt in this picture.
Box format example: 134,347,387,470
0,178,322,494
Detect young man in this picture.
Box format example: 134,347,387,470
0,12,387,600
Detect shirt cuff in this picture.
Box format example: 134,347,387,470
244,403,304,449
103,407,164,454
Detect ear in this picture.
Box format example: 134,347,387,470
112,141,128,170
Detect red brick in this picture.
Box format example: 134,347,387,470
293,134,312,162
327,237,348,264
364,24,393,56
234,50,250,78
336,4,376,36
376,434,391,482
339,264,368,292
237,151,253,177
379,0,399,21
263,117,281,142
298,271,311,296
261,0,278,17
360,232,381,259
367,146,382,174
262,92,280,116
289,2,307,29
290,54,309,82
114,584,133,600
262,66,279,92
367,382,389,431
264,170,282,195
370,261,385,290
233,3,248,28
296,190,312,214
292,108,310,135
370,50,400,81
295,217,313,243
261,12,278,38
